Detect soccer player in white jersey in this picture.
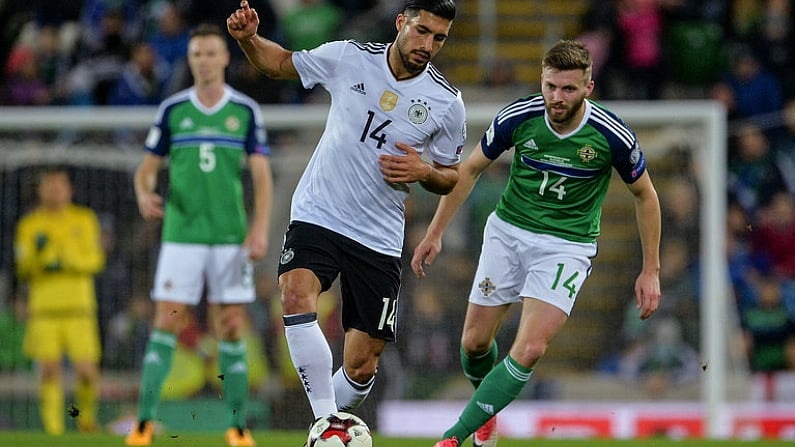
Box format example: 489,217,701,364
227,0,465,427
411,40,662,447
125,23,273,447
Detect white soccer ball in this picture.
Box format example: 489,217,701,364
306,411,373,447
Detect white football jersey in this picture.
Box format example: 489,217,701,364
291,40,466,257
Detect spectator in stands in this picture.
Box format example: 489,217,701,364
711,44,785,120
660,1,728,94
14,166,106,434
727,121,787,216
108,41,168,145
577,0,617,97
66,8,131,105
613,0,666,99
749,0,795,98
2,44,53,105
618,317,701,398
727,200,760,314
144,1,190,96
740,271,795,372
78,0,143,49
35,24,76,104
749,190,795,279
108,41,166,106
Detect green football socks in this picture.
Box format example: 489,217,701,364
218,339,249,429
460,340,498,388
444,355,533,442
137,329,176,422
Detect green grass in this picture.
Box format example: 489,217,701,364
0,431,792,447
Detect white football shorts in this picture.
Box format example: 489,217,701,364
151,242,255,304
468,212,597,315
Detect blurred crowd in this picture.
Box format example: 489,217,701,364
0,0,383,109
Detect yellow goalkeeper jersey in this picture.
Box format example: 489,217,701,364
14,204,105,316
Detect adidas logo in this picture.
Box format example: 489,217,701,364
350,83,366,95
143,352,161,365
228,361,248,374
180,117,194,129
523,139,538,150
476,401,495,415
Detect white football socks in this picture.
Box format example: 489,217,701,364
284,313,337,418
333,366,375,411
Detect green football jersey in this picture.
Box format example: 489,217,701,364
481,95,647,243
144,86,270,244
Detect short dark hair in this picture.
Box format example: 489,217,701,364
403,0,456,21
190,23,225,39
542,39,593,79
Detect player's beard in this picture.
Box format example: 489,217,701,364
396,41,429,76
546,95,585,125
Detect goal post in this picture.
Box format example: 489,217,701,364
606,101,729,438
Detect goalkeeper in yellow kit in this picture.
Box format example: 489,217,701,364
14,165,105,434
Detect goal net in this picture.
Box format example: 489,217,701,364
1,101,786,439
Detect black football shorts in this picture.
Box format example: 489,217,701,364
277,221,401,341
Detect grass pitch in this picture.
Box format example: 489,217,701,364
0,431,793,447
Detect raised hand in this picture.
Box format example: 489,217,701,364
227,0,260,41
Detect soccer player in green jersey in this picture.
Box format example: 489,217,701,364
412,39,662,447
125,23,273,447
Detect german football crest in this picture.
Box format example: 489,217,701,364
407,99,429,124
280,248,294,265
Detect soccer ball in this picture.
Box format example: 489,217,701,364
306,411,373,447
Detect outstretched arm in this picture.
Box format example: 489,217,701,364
627,171,661,320
227,0,298,80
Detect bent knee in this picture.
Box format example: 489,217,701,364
280,290,314,314
460,334,494,357
511,341,547,367
216,308,247,339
